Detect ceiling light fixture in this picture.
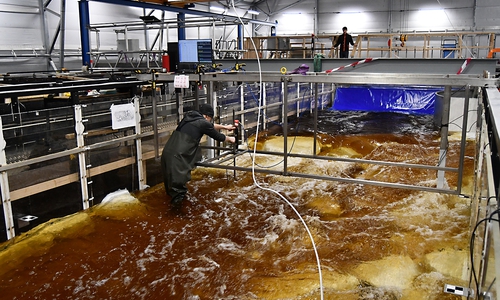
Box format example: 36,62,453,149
247,9,260,15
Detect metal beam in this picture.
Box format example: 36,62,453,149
145,72,497,87
88,0,275,27
217,58,499,75
0,80,146,98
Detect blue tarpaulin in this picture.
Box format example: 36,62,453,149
332,86,441,114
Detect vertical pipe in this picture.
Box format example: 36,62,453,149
143,8,149,49
209,80,216,164
194,81,199,109
437,85,451,189
263,82,267,131
283,78,288,176
456,86,471,194
152,75,159,159
142,8,150,69
0,118,15,240
209,81,215,110
238,24,244,50
78,0,91,67
313,82,318,155
321,83,325,109
160,11,165,50
296,83,300,117
60,0,67,69
240,83,245,138
209,80,216,162
232,110,237,179
314,0,318,36
125,26,129,51
331,83,336,107
166,24,170,50
388,0,392,33
39,0,51,71
473,0,477,30
176,89,183,124
212,87,218,158
212,20,215,50
177,13,186,41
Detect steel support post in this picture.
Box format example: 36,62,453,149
134,98,147,190
176,90,183,124
313,82,319,155
152,77,159,159
0,119,15,240
78,0,91,67
437,85,452,188
283,78,289,176
456,86,471,195
75,105,90,210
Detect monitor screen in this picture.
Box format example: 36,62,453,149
178,39,213,64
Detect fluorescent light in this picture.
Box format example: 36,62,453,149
247,10,260,15
210,6,225,13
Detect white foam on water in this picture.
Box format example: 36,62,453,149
259,232,279,245
101,189,134,203
123,275,132,286
216,239,244,254
149,274,168,286
390,191,470,243
201,209,216,220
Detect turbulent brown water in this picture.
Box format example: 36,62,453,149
0,111,474,299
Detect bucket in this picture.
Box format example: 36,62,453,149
162,55,170,72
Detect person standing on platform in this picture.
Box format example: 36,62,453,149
334,27,357,58
161,104,235,209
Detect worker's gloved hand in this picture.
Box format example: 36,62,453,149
226,136,236,144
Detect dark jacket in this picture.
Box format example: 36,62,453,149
161,111,226,201
334,33,355,52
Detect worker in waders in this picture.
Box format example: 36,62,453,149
161,104,236,208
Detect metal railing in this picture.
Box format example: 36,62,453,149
0,73,499,300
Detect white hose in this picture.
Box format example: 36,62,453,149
229,2,324,298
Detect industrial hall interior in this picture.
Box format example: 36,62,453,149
0,0,500,299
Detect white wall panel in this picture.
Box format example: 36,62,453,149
0,0,496,51
402,7,474,32
258,0,499,35
0,14,42,50
0,0,498,71
475,1,500,30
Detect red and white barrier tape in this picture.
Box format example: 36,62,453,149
456,58,472,75
326,57,379,74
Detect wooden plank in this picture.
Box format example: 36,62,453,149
10,173,79,201
10,156,136,201
65,128,119,140
244,31,496,60
89,157,136,177
55,74,90,81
